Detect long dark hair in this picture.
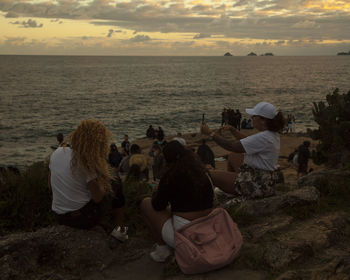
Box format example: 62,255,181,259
162,141,208,187
265,111,286,132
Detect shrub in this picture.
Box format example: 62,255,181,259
311,88,350,167
0,162,55,234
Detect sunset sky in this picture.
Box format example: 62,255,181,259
0,0,350,55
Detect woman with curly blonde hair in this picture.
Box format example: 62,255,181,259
49,120,127,238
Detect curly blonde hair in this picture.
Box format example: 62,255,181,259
67,119,112,191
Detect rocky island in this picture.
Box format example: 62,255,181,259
224,52,233,56
247,52,257,56
337,51,350,55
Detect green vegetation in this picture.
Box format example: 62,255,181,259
0,162,153,235
122,177,152,234
311,88,350,167
0,161,55,235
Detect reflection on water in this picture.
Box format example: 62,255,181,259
1,55,350,166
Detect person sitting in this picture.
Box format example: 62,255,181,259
146,125,156,139
119,144,142,175
201,102,286,199
297,141,311,177
108,143,123,169
172,132,186,146
140,141,214,262
129,153,149,181
149,134,167,157
241,118,247,129
48,119,127,240
151,144,166,181
51,133,65,150
197,139,215,169
246,119,253,129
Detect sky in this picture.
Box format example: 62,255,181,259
0,0,350,56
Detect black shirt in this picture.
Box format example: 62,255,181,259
151,171,214,212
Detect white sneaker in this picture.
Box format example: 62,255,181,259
111,226,128,242
150,244,172,262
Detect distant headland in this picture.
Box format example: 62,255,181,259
337,51,350,56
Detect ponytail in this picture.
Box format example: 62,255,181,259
265,111,286,132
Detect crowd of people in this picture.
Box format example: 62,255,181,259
221,108,296,133
48,101,313,273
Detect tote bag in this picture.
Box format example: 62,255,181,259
174,207,243,274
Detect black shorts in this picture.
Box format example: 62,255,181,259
56,177,125,229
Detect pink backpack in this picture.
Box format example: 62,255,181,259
174,207,243,274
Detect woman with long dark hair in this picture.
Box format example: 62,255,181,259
140,141,214,262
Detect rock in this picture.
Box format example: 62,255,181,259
0,225,120,280
264,240,313,270
276,270,304,280
245,215,293,242
237,186,320,217
263,213,349,270
311,256,350,280
298,168,350,190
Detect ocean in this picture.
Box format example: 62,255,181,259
1,55,350,167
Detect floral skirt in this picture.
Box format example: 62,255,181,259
234,164,279,199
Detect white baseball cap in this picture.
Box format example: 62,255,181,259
172,137,186,146
245,102,277,119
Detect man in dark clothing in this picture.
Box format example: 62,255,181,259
146,125,156,139
197,139,215,168
121,135,130,156
158,127,164,140
297,141,311,177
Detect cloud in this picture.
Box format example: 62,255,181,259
11,19,43,28
193,33,211,39
292,20,318,28
127,34,151,43
1,0,350,55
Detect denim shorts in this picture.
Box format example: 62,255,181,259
161,215,190,247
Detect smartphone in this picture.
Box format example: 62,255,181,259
202,113,205,122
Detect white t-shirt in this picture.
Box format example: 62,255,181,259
240,130,280,171
49,147,95,214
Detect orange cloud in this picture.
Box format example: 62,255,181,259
304,0,350,11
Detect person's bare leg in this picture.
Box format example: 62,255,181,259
113,207,125,230
209,170,238,194
140,197,171,245
227,153,244,172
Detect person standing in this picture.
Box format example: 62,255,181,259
146,125,156,139
122,135,130,156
